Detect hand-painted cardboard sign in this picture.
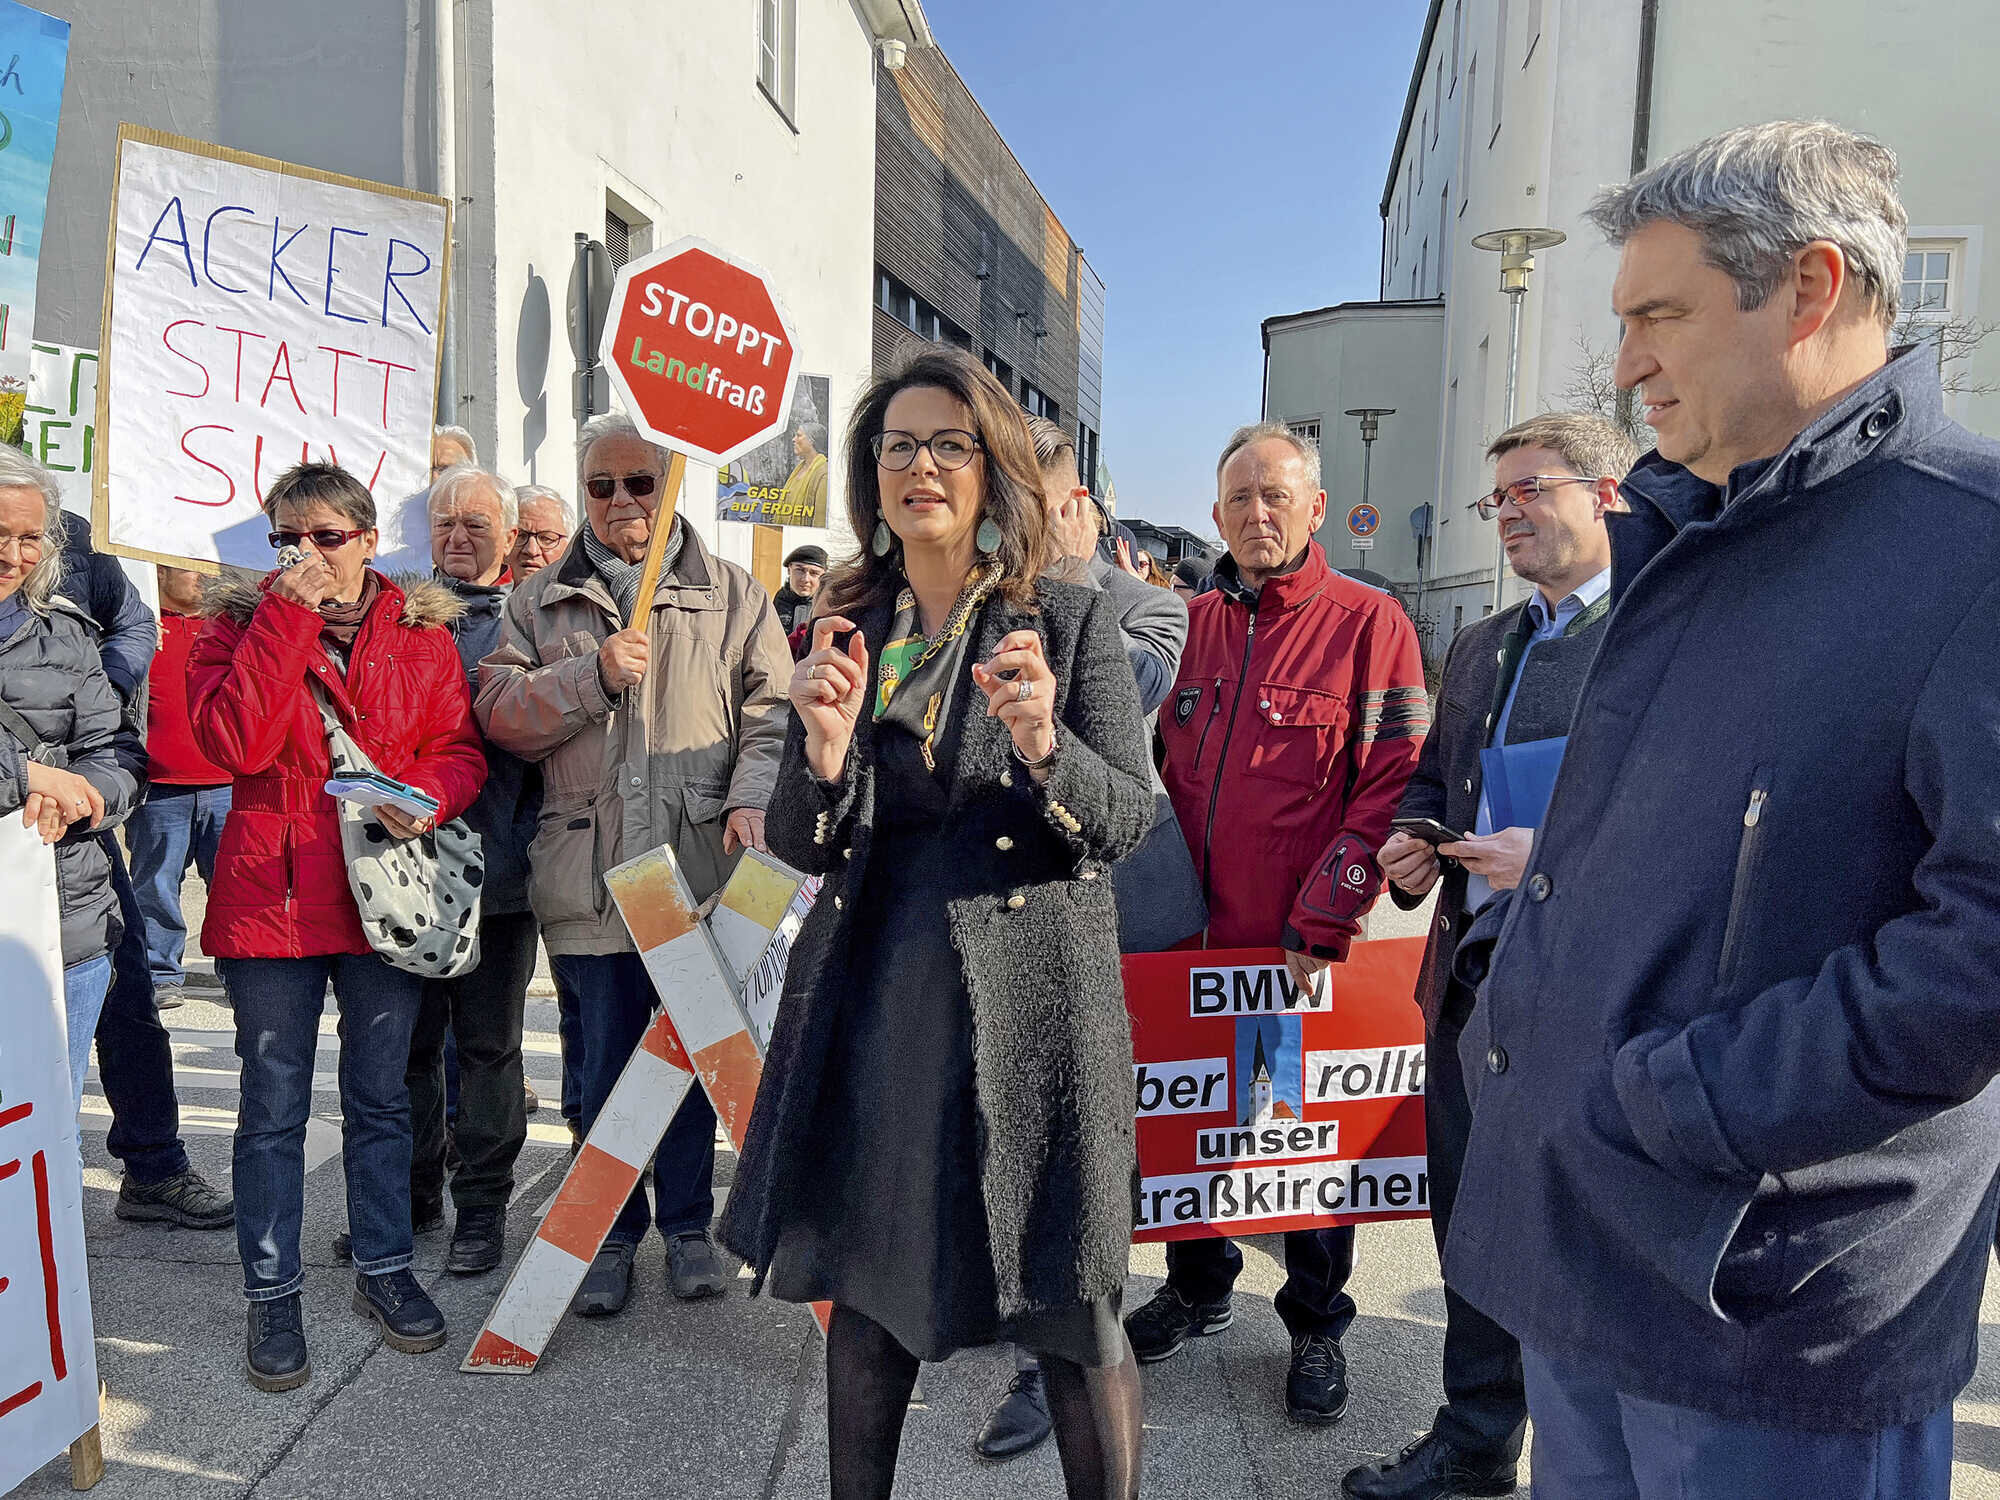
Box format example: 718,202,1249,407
0,819,100,1494
94,125,451,572
1124,940,1428,1242
601,236,800,468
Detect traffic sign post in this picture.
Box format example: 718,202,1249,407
1347,503,1381,540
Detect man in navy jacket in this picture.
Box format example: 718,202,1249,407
1450,120,2000,1498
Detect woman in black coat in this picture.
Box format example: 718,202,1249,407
719,348,1154,1499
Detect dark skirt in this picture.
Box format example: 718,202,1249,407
765,724,1123,1366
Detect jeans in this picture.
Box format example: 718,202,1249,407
1521,1348,1952,1500
123,783,230,988
97,840,190,1184
1166,1224,1357,1339
556,981,583,1125
409,911,536,1214
63,953,113,1111
222,953,425,1300
552,951,715,1244
1424,993,1527,1459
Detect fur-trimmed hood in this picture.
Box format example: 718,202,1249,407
202,568,465,631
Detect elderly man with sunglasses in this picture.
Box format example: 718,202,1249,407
1347,411,1634,1500
476,412,791,1315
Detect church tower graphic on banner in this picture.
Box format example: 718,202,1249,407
1243,1029,1300,1126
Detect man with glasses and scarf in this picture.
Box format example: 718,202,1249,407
1344,411,1633,1500
477,411,791,1316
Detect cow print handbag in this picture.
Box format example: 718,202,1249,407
311,685,484,978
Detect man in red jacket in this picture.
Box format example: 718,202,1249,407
1134,421,1428,1426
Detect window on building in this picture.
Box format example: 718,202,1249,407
1076,422,1101,494
1453,604,1464,636
1491,0,1507,144
1420,238,1429,297
1439,182,1450,266
1450,0,1462,89
756,0,797,125
1418,117,1426,191
1021,380,1058,423
604,197,652,269
983,350,1014,390
1460,60,1477,189
1433,57,1443,143
874,269,955,343
1287,419,1322,446
1525,0,1543,64
1902,244,1956,314
1443,380,1458,524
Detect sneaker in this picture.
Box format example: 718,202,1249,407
116,1167,234,1230
332,1210,445,1264
974,1364,1052,1460
665,1230,727,1300
446,1205,506,1276
352,1269,447,1353
155,987,187,1012
1123,1286,1233,1364
245,1294,310,1392
1286,1332,1350,1425
1341,1432,1518,1498
524,1082,541,1113
572,1242,636,1317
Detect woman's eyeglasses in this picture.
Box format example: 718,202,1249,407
871,429,982,472
268,527,368,551
584,473,660,501
1469,474,1594,521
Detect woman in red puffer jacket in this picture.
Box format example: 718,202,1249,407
188,462,485,1394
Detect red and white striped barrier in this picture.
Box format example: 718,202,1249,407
462,845,813,1374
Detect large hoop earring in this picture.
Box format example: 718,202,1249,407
975,518,1002,555
871,519,894,557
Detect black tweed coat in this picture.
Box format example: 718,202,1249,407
718,578,1155,1320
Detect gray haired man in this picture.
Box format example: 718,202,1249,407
1446,120,2000,1498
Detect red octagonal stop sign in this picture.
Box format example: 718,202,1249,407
599,235,801,468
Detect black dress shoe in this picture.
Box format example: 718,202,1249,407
572,1243,636,1317
245,1294,311,1392
446,1206,506,1275
1341,1432,1518,1499
1286,1332,1350,1424
352,1269,448,1353
1123,1286,1234,1363
974,1365,1052,1460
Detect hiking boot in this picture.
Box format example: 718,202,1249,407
333,1210,444,1263
353,1269,447,1353
116,1167,234,1230
1287,1332,1350,1425
1123,1285,1233,1363
1341,1431,1518,1499
665,1230,727,1300
974,1364,1052,1460
245,1294,310,1392
572,1243,636,1317
446,1205,506,1276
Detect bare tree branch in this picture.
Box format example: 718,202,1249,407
1555,329,1654,448
1891,312,1999,398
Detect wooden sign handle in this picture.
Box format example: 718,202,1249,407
625,449,687,632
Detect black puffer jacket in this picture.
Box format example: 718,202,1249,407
721,579,1155,1320
0,598,145,964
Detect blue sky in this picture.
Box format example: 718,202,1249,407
925,0,1431,535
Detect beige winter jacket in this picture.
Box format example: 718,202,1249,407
474,525,792,955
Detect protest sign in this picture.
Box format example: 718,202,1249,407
716,371,831,528
0,819,100,1494
1124,940,1427,1242
25,341,96,515
0,3,71,447
94,126,451,572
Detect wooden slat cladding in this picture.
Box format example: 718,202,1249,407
875,46,1088,426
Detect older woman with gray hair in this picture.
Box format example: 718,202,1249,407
476,410,791,1314
0,448,143,1111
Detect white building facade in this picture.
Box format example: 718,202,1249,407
37,0,931,575
1329,0,2000,654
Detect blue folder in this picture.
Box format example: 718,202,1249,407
1479,735,1569,831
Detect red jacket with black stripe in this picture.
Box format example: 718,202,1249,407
1159,542,1428,961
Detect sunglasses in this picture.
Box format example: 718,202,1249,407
584,472,660,501
269,528,368,551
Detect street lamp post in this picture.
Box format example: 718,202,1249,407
1470,227,1565,610
1344,406,1394,572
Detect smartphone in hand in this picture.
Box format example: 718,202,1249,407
1392,816,1467,845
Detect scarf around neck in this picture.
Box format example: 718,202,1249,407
874,559,1002,773
316,570,381,650
582,516,681,620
